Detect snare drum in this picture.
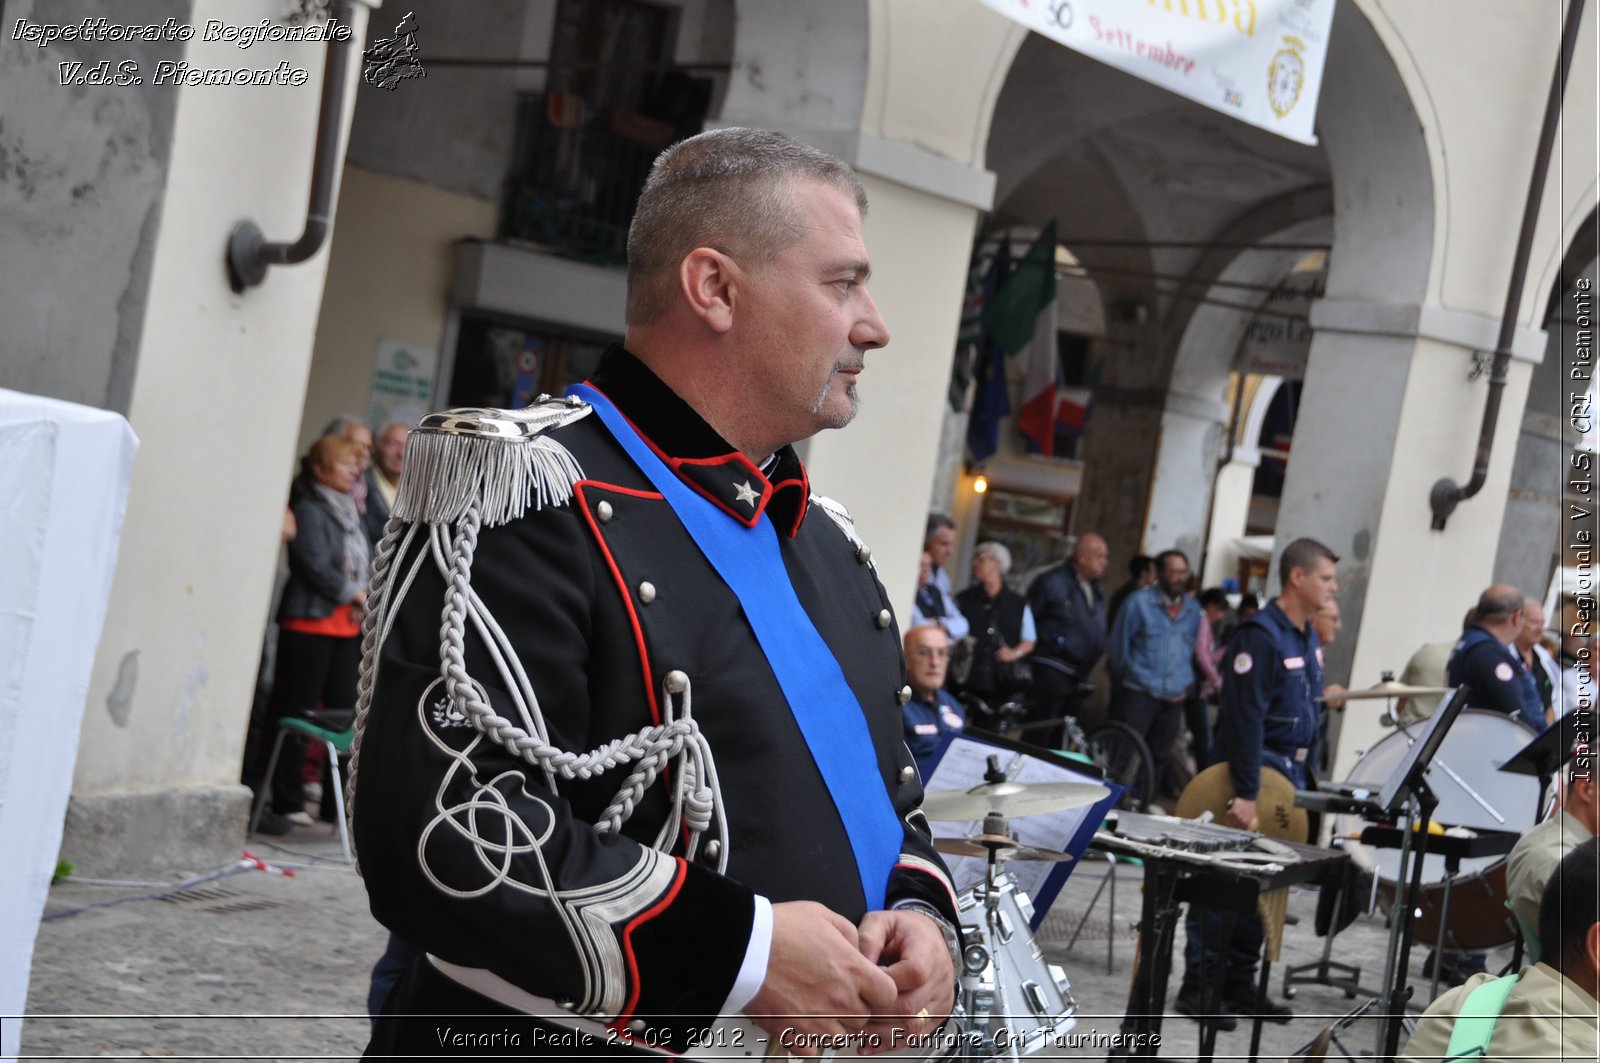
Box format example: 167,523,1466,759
956,872,1076,1056
1330,709,1540,949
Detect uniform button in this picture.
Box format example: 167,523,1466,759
876,609,892,629
597,500,614,522
856,544,872,564
703,839,722,862
899,765,916,784
664,670,688,694
627,1019,647,1034
638,581,656,604
897,685,912,705
556,1000,575,1011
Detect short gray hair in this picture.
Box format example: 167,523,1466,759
625,127,867,325
975,541,1012,575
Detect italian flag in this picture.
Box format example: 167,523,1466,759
981,221,1060,456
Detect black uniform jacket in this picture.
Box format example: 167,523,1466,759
352,347,957,1040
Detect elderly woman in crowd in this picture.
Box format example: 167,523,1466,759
266,433,371,824
955,541,1037,721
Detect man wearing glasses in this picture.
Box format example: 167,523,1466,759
902,625,966,776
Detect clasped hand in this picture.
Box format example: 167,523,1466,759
746,901,956,1056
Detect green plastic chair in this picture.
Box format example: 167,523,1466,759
249,711,354,863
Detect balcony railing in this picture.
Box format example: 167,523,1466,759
501,92,672,266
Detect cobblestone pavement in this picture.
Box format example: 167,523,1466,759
21,822,1515,1061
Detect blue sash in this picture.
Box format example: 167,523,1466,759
568,384,900,909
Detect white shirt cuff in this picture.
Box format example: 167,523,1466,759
720,894,773,1019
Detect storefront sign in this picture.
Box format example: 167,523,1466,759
369,339,437,430
974,0,1336,145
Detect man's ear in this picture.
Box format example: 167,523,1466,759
1587,921,1600,977
679,247,738,334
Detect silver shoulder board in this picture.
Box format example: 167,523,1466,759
392,396,591,527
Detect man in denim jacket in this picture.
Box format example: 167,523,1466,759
1106,549,1201,797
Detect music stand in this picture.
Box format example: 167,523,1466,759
1376,687,1471,1060
1300,687,1471,1061
1498,712,1581,808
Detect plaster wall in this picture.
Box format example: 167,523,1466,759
296,167,497,455
0,0,189,413
1496,258,1598,597
860,0,1024,169
66,1,370,866
1302,329,1537,774
802,174,979,624
343,0,546,204
719,1,869,134
345,0,730,205
1365,0,1597,322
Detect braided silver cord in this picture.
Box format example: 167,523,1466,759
345,515,414,867
437,504,725,845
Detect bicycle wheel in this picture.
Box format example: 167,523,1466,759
1086,720,1156,813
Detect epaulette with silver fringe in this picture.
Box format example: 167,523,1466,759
391,396,591,527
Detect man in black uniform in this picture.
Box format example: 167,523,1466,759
1174,537,1338,1027
352,129,959,1057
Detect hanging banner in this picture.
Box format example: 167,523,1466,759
973,0,1336,145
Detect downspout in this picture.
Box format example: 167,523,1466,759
1429,0,1587,529
226,0,359,292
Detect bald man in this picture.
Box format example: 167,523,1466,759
1446,585,1544,732
901,625,966,776
1027,533,1110,744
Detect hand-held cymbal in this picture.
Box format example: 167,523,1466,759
921,780,1109,821
933,834,1074,862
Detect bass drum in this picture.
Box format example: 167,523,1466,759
1331,709,1540,950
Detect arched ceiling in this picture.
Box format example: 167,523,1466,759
985,31,1331,294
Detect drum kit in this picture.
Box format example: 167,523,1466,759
923,761,1108,1059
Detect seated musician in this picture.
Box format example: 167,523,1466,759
902,624,967,777
1400,837,1600,1062
1505,746,1597,963
1175,537,1339,1029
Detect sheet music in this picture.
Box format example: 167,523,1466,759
922,734,1117,910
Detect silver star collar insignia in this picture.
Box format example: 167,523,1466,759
733,480,759,508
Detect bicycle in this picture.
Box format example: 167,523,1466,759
957,691,1156,813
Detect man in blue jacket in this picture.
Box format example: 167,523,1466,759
1106,549,1201,797
1175,536,1338,1027
1447,585,1545,732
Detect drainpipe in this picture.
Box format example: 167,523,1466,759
1429,0,1587,530
226,0,359,293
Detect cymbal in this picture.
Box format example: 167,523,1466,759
1322,679,1451,702
921,780,1109,821
934,834,1074,862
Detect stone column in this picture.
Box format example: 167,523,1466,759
1145,391,1231,562
1280,300,1546,776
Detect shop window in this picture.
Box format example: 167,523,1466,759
973,488,1074,589
446,315,608,410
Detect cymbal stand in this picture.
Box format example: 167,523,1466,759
1293,783,1436,1060
964,807,1022,1063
